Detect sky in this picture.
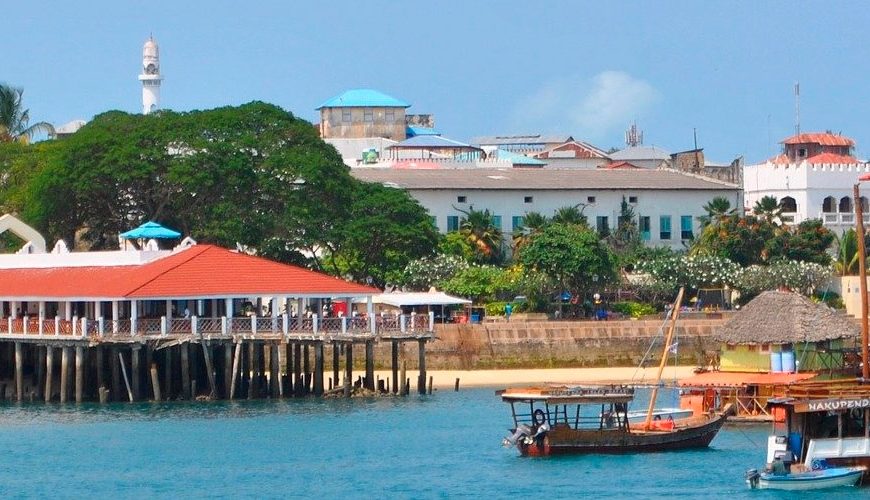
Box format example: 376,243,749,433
4,0,870,163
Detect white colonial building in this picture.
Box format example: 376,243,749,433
352,168,740,251
743,132,869,231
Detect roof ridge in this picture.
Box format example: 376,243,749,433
121,245,212,297
657,167,739,188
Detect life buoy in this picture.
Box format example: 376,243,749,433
533,409,546,426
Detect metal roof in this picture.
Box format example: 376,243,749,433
316,89,410,109
389,135,481,150
494,149,546,166
406,126,440,137
352,168,739,191
472,134,573,146
610,145,672,161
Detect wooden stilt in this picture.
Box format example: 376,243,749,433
365,340,374,391
400,360,407,397
293,343,302,396
303,344,310,395
118,351,133,402
270,343,280,398
35,346,45,400
229,341,242,400
455,378,460,392
44,346,54,403
75,345,84,403
257,343,266,394
417,339,427,395
150,364,161,401
14,342,23,402
164,347,172,400
247,342,257,399
313,342,324,396
131,346,141,401
95,347,104,401
428,375,433,395
344,343,353,397
98,386,109,403
111,346,121,401
180,343,190,400
60,346,70,403
224,343,233,399
201,341,217,399
391,341,399,395
285,342,293,395
332,342,340,390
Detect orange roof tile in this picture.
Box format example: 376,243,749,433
603,161,642,169
678,371,817,388
0,245,378,300
781,133,855,147
805,152,862,164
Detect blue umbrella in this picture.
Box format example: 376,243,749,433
120,221,181,239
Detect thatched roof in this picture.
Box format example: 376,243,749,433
714,291,859,344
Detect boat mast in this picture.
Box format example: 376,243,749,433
643,287,685,430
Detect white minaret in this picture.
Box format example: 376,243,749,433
138,36,162,114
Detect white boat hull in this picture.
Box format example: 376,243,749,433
754,467,865,490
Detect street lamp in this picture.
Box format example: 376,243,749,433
854,173,870,379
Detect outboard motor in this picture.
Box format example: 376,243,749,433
503,424,533,446
744,469,760,489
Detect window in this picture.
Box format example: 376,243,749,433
628,196,638,203
457,196,467,203
492,215,502,230
385,110,395,122
512,216,524,232
779,196,797,213
839,196,852,213
447,216,460,232
524,196,534,203
596,216,610,237
680,215,693,240
660,216,672,240
587,196,596,203
639,216,651,241
822,196,836,213
363,109,374,122
760,343,770,353
341,110,351,122
798,148,807,158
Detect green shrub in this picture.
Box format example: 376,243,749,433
812,291,845,310
485,301,513,316
611,301,657,318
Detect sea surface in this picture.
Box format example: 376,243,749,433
0,387,860,499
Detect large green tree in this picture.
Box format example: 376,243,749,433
0,84,54,143
456,206,503,264
518,223,617,296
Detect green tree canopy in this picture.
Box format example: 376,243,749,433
456,206,503,264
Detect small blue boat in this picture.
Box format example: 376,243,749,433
746,465,866,490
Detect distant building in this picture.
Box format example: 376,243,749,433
609,145,672,169
743,132,867,229
138,36,162,115
531,140,610,169
50,119,86,140
317,89,411,142
353,168,740,251
472,134,573,155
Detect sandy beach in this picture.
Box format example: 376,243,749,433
373,365,696,390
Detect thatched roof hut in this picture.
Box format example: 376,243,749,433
714,290,859,344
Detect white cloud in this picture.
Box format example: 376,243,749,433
511,71,659,140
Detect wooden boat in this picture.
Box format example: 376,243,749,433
745,465,866,490
500,384,729,456
499,287,730,456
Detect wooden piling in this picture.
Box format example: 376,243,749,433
229,341,242,400
224,343,233,399
391,341,399,395
118,351,133,402
344,343,353,397
417,339,427,395
201,341,217,399
95,347,104,401
293,343,302,397
400,360,406,398
364,340,374,391
60,346,70,403
75,345,84,403
164,347,173,400
180,343,191,400
332,342,340,392
247,342,257,399
98,386,109,403
35,345,45,400
313,341,324,396
302,344,310,395
131,346,141,401
45,347,54,403
150,363,161,401
428,375,433,395
285,342,293,395
455,378,460,392
270,343,280,398
111,346,121,401
14,342,22,402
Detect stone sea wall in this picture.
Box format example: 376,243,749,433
371,317,727,370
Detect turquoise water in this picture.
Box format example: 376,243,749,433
0,388,860,499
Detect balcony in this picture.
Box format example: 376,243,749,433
821,212,870,226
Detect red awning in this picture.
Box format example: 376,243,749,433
679,371,817,388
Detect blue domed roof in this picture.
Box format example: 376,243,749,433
316,89,410,109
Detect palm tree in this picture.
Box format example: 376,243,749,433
753,195,782,223
455,206,503,263
551,205,588,226
699,196,735,227
512,211,549,251
0,84,54,143
834,229,863,276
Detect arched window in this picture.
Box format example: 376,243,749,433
822,196,836,213
840,197,853,213
779,196,797,213
861,196,869,213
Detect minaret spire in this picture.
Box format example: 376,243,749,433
138,36,163,114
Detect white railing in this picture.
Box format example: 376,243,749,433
820,212,868,225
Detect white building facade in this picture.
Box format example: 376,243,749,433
743,132,868,231
353,168,741,251
139,36,162,114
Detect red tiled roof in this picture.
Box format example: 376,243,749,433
603,161,642,169
805,152,861,164
678,371,817,388
766,154,790,164
781,133,855,147
0,245,378,300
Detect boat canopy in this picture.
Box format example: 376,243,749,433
500,385,634,404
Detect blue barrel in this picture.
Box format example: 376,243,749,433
770,352,783,373
470,313,481,324
781,351,796,373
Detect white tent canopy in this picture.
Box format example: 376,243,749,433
367,291,471,308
